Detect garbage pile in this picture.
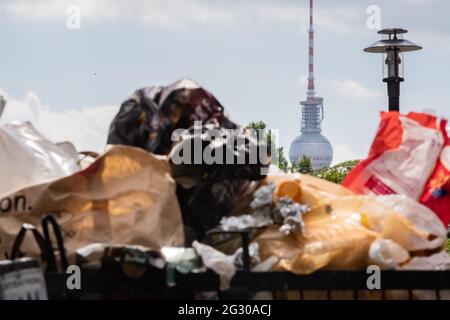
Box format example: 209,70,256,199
0,81,449,299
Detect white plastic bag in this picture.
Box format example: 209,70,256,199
377,195,447,251
0,122,79,196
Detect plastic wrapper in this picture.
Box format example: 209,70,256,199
0,122,80,196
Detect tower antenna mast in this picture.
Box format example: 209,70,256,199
307,0,315,100
289,0,333,170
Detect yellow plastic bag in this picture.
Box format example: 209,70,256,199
256,210,378,274
256,195,433,274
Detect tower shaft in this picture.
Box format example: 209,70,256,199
301,0,322,133
307,0,315,99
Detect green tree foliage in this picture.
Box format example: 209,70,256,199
246,120,272,155
290,156,360,184
313,159,360,184
246,121,281,170
277,147,289,173
246,121,266,131
291,155,314,174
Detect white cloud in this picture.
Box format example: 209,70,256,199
334,79,383,100
332,143,364,165
0,0,362,33
137,0,238,30
1,0,120,21
0,90,117,152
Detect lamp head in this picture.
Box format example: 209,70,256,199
364,28,422,53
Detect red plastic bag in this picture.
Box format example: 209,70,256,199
420,121,450,227
343,112,446,200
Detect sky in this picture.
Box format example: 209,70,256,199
1,0,449,164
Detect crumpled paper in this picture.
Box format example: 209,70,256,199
275,197,308,235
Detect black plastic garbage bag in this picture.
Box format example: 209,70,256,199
107,78,237,155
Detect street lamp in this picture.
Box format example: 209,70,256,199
364,28,422,112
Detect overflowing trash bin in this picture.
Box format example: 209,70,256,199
0,79,449,300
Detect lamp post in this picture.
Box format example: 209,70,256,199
364,28,422,112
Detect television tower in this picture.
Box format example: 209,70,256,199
289,0,333,170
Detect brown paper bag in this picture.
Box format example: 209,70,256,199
0,145,184,263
